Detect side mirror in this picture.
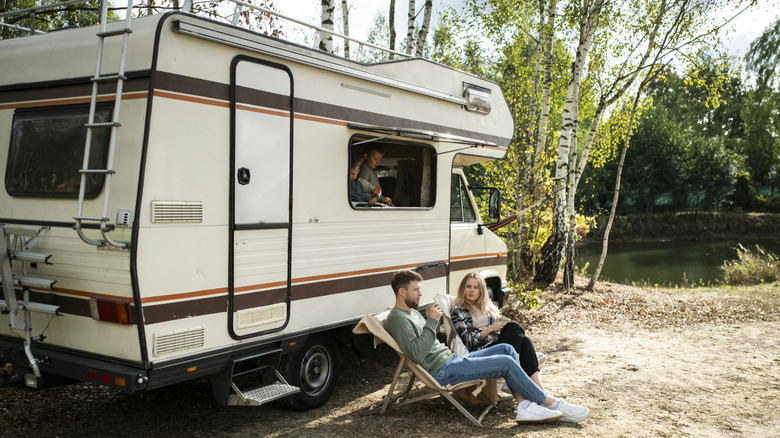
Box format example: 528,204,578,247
471,186,502,223
487,188,501,221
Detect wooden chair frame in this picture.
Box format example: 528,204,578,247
353,310,499,427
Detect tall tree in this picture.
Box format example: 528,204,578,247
535,0,605,285
320,0,336,52
405,0,416,55
389,0,397,58
341,0,350,58
415,0,432,56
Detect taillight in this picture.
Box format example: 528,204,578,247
89,297,131,324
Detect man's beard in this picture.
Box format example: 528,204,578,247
404,296,420,309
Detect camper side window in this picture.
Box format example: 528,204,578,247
5,104,112,198
349,138,436,208
451,174,476,222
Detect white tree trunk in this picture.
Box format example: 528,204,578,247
405,0,416,55
319,0,336,53
415,0,432,56
389,0,397,59
341,0,350,58
536,0,603,285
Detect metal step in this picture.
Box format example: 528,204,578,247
0,298,60,316
0,275,56,291
10,251,52,264
227,382,300,406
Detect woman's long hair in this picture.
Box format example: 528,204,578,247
454,272,500,319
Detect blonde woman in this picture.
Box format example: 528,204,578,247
451,272,544,391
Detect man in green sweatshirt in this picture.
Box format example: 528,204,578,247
384,270,589,424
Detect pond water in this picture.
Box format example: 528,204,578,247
576,239,780,286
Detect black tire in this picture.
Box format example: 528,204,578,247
280,333,340,411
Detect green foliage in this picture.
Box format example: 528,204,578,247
746,18,780,90
721,244,780,286
1,0,110,39
509,281,540,310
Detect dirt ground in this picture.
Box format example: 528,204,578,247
1,280,778,438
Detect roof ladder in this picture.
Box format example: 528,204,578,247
0,225,60,388
73,0,133,249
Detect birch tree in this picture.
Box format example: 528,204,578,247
405,0,416,55
319,0,335,53
389,0,397,58
415,0,433,56
534,0,605,285
341,0,350,58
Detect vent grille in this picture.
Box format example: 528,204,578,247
153,327,205,356
151,201,203,223
237,303,286,330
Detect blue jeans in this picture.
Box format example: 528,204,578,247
432,343,546,405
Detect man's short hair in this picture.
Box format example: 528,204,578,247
363,144,385,156
390,270,423,295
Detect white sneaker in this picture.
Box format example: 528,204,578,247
515,402,563,423
556,399,589,423
536,352,548,367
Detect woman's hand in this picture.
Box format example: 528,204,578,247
481,320,506,337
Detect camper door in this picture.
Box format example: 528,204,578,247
229,57,293,339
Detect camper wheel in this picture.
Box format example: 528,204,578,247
281,333,340,411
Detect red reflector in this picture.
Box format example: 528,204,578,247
89,297,131,324
87,371,97,380
101,374,111,384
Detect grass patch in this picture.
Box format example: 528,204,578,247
721,244,780,286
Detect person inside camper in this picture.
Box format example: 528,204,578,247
350,156,379,206
384,270,590,424
358,144,392,205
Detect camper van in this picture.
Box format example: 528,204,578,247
0,4,513,410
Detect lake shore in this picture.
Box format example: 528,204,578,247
583,212,780,243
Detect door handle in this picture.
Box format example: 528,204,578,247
237,167,251,185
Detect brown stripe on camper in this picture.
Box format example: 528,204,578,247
141,263,448,324
0,77,150,109
0,71,510,147
449,254,509,273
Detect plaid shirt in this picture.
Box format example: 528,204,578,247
451,306,499,351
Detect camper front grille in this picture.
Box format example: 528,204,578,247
153,327,205,356
151,201,203,223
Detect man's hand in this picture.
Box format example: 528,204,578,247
426,303,443,321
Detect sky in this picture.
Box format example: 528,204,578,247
109,0,780,59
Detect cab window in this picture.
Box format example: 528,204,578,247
451,174,476,222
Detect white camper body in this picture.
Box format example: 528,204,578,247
0,10,512,408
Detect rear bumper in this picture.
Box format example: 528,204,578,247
0,335,148,391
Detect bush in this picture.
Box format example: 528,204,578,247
721,244,780,285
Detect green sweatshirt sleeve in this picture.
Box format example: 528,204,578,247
385,307,453,375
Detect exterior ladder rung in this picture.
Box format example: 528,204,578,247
0,299,60,316
74,215,111,222
85,121,121,128
79,169,116,174
92,74,128,83
10,251,52,264
96,28,133,38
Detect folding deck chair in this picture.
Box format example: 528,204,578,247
353,309,500,427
